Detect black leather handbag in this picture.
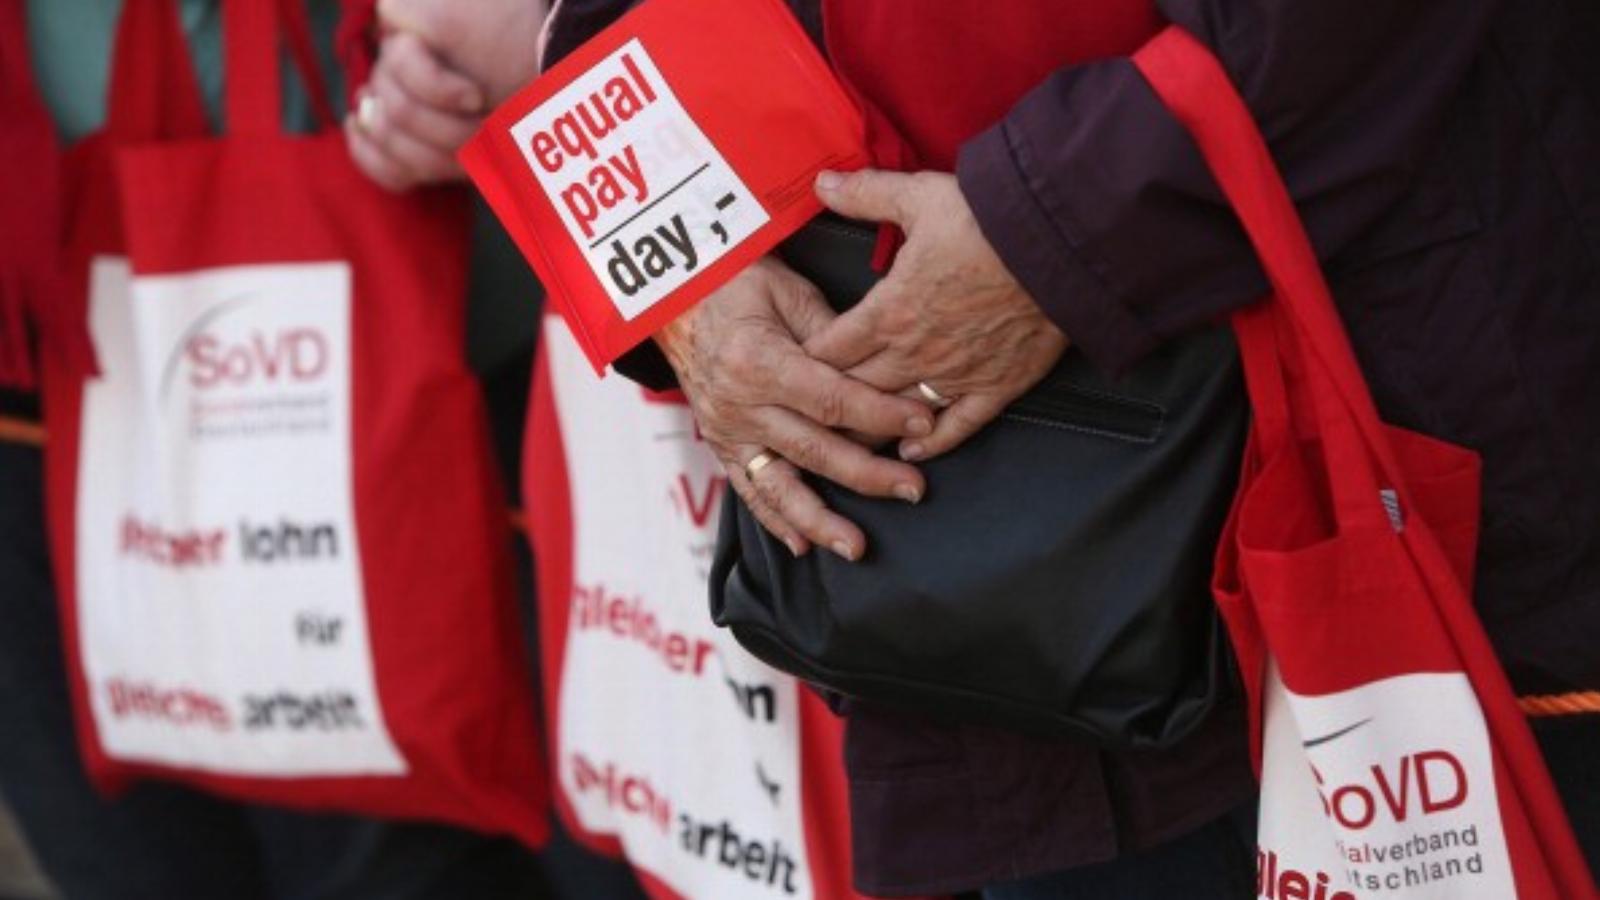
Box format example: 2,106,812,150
709,216,1247,749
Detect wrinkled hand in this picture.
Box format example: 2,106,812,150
656,257,934,560
377,0,549,108
345,30,485,191
808,169,1069,462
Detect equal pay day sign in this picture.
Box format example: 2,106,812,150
462,0,869,372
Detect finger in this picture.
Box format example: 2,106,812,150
755,407,925,505
345,116,415,193
370,60,481,154
742,452,868,561
837,384,924,445
803,302,887,371
844,350,919,395
355,81,466,184
770,351,931,438
379,31,484,114
724,454,810,558
900,393,1008,462
814,168,918,226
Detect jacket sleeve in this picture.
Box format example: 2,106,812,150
956,0,1498,374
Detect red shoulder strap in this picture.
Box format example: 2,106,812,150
105,0,210,141
1131,27,1597,898
223,0,338,137
0,0,60,389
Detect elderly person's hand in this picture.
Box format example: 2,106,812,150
656,257,935,561
344,30,485,192
806,169,1069,462
376,0,549,108
346,0,549,192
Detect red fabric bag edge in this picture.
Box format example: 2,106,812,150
1131,26,1596,899
44,0,550,847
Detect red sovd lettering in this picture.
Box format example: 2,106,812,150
571,584,716,676
675,473,726,528
1314,750,1470,831
569,754,672,833
1256,848,1356,900
119,515,226,568
106,678,231,730
187,329,328,389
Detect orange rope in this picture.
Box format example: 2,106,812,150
0,415,44,447
1519,692,1600,718
4,413,1600,716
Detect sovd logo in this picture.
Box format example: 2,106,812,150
1312,750,1469,830
163,297,330,396
187,328,327,389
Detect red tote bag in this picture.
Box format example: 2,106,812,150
0,0,59,391
525,314,912,900
1132,28,1595,899
41,0,547,844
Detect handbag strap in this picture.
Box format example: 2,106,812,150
0,0,55,390
103,0,335,142
1132,27,1598,898
0,0,34,96
278,0,339,130
1227,304,1289,457
223,0,338,137
1133,29,1392,533
335,0,379,109
105,0,211,141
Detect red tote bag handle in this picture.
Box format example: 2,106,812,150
276,0,339,130
1131,26,1596,898
0,0,57,389
224,0,338,137
105,0,336,141
104,0,211,141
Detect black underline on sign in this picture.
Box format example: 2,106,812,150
587,163,712,249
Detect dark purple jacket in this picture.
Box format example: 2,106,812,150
544,0,1600,893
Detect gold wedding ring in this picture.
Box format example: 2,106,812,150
917,381,952,408
744,450,779,480
356,91,382,132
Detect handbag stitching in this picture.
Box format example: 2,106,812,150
998,411,1161,444
1005,381,1166,442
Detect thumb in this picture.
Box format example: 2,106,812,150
814,169,915,226
376,0,429,33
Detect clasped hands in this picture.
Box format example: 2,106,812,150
660,169,1067,561
339,3,1068,560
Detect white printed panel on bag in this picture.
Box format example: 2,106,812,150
546,318,817,900
76,257,404,776
1257,665,1515,899
507,39,768,322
